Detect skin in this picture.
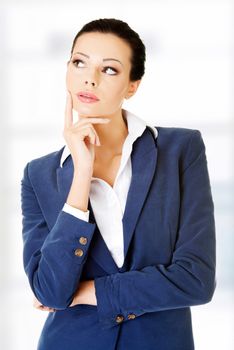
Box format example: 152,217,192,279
65,32,141,162
33,31,142,312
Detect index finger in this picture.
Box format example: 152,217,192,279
64,91,73,128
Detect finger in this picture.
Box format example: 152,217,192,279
35,304,55,312
78,127,97,145
69,119,109,144
33,297,50,310
42,306,55,312
64,91,73,128
77,117,110,126
78,124,100,145
38,306,50,311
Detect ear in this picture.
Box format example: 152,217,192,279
125,79,142,99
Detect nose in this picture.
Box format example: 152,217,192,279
84,67,99,88
85,80,96,87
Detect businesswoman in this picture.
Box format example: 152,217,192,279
21,18,216,350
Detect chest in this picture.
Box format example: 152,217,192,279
92,155,122,188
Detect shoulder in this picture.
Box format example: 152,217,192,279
154,126,205,171
155,126,201,145
23,146,65,182
155,126,204,150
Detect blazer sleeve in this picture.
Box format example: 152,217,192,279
21,162,96,309
94,130,216,330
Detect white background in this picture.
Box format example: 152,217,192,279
0,0,233,349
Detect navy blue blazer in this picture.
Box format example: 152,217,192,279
21,126,216,350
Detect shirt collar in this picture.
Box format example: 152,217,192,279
60,109,158,168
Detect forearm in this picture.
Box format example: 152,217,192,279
34,280,97,312
28,211,96,309
94,257,215,329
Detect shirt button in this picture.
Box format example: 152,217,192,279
115,314,124,323
74,248,84,257
79,236,88,245
127,313,136,320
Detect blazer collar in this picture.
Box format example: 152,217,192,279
56,126,158,273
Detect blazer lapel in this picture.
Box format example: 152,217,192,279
56,155,73,205
122,127,158,263
55,127,158,273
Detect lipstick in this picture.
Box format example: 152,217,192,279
76,91,99,103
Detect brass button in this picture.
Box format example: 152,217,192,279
115,314,124,323
74,248,84,257
127,313,136,320
79,236,87,245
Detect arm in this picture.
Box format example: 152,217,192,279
21,162,97,310
94,130,216,329
33,200,96,311
22,92,110,311
33,279,97,311
21,92,110,309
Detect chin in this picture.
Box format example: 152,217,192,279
78,110,99,117
77,106,106,118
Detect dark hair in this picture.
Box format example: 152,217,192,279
70,18,146,81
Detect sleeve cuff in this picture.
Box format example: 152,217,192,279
94,275,116,329
62,202,90,221
94,273,144,330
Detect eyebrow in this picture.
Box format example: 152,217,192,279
72,51,124,67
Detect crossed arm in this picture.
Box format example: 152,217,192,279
33,279,97,312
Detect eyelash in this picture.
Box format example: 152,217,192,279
72,59,118,75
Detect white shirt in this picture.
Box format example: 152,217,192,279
61,109,158,268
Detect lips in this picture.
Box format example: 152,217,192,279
76,91,99,103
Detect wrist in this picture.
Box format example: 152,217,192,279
73,168,93,179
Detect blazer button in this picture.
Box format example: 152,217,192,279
79,236,87,245
115,315,124,323
127,313,136,320
74,248,84,257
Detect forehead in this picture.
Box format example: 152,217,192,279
72,32,132,63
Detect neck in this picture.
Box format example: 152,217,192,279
92,109,129,160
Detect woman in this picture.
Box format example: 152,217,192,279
21,18,216,350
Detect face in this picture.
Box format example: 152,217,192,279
66,32,141,118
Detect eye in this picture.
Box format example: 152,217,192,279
103,66,118,75
72,59,85,68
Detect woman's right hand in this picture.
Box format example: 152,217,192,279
63,91,110,171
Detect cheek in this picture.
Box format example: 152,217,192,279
66,68,79,90
108,79,129,100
